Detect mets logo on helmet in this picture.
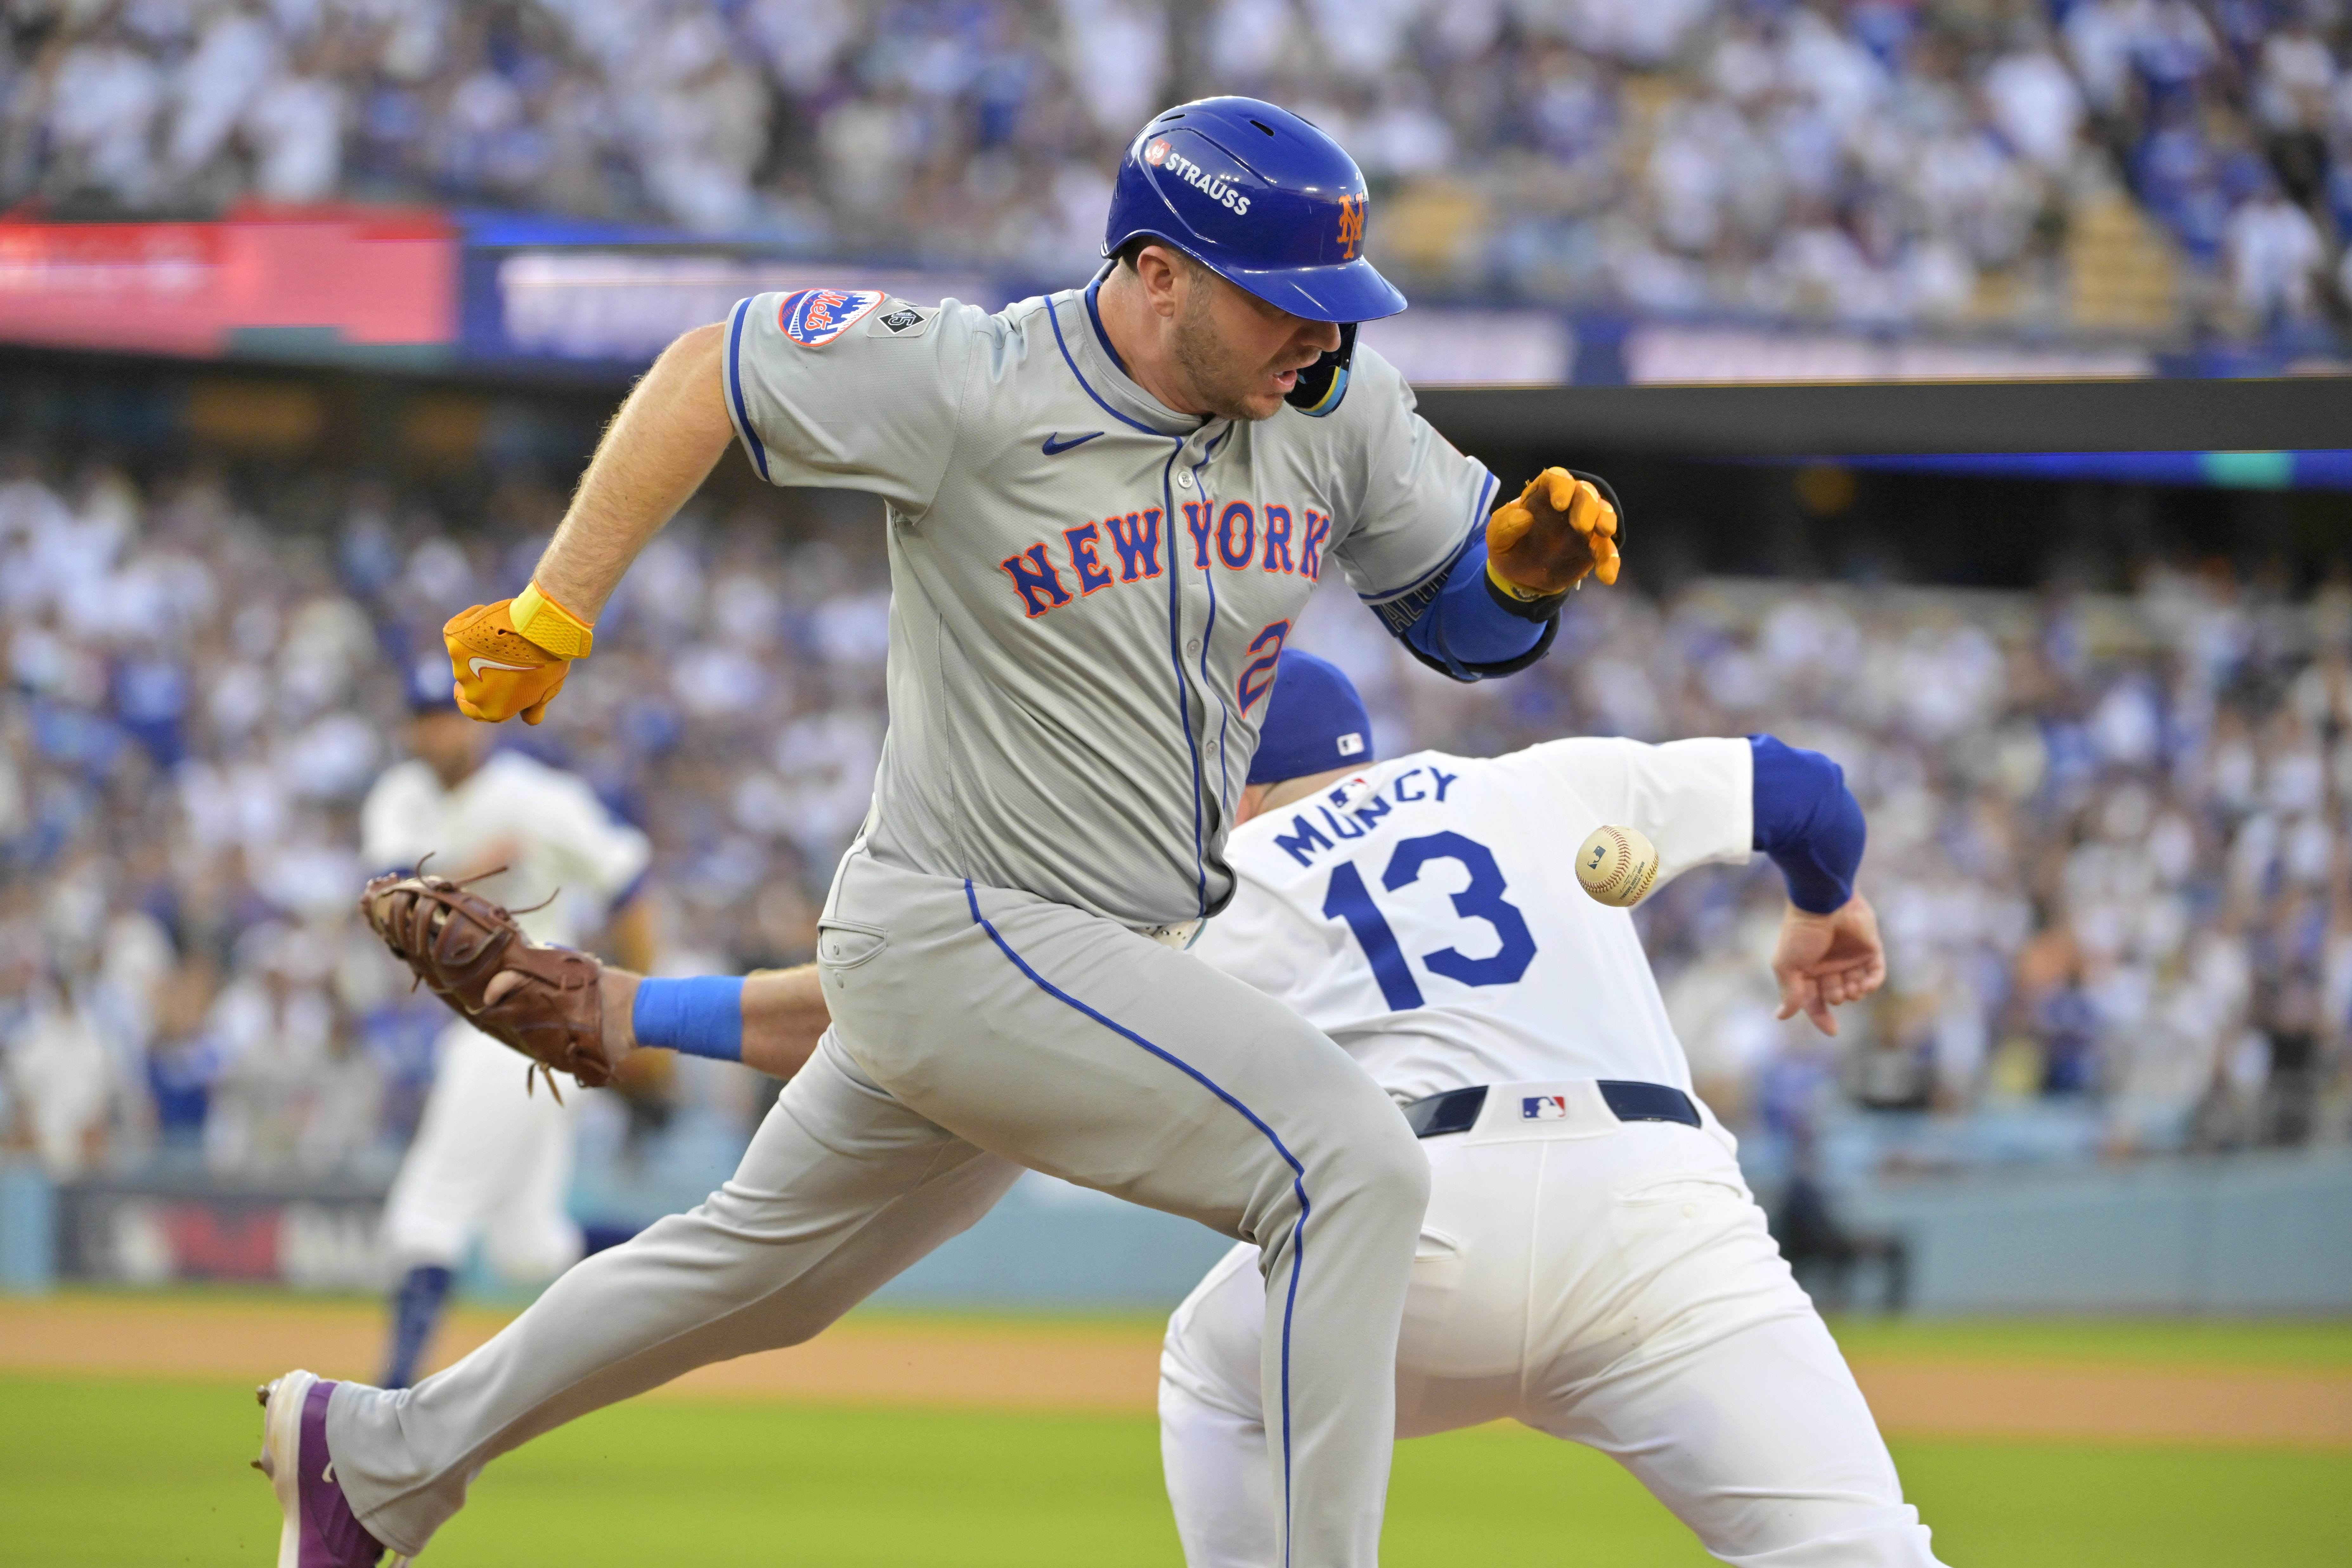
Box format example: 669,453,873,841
780,287,884,347
1335,194,1364,259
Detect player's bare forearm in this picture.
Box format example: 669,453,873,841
444,329,728,725
535,322,736,621
1771,892,1886,1036
741,965,830,1079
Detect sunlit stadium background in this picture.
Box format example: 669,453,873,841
1,2,2349,1565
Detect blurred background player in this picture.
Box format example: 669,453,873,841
361,666,652,1389
1155,652,1939,1567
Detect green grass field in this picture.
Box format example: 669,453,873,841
4,1363,2348,1567
1818,1313,2352,1368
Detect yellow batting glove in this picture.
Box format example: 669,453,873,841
443,581,593,726
1486,466,1621,598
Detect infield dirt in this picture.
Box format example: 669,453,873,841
3,1291,2348,1448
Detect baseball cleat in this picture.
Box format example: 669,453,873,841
254,1371,397,1567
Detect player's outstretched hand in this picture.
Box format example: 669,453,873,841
1487,467,1621,596
1771,892,1886,1037
444,600,573,725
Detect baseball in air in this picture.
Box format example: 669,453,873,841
1576,824,1659,908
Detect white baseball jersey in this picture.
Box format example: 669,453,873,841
361,750,651,949
1192,737,1754,1102
722,283,1495,928
1167,734,1948,1568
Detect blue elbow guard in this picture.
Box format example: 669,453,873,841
1749,735,1865,915
631,976,745,1063
1385,535,1553,682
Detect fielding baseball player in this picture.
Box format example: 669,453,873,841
360,679,652,1390
1157,652,1942,1567
256,97,1620,1568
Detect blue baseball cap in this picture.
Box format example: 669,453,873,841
405,651,459,715
1248,651,1375,785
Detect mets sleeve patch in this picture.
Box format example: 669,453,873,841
779,288,885,347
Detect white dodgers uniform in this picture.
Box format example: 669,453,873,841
363,750,650,1282
1166,738,1945,1567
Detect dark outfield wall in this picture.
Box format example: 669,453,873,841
3,345,2349,593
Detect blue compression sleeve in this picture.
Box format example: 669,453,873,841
1749,735,1866,915
631,975,745,1062
1398,535,1546,676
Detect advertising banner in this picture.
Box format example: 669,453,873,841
55,1173,388,1290
464,250,993,367
459,246,1581,389
0,205,455,361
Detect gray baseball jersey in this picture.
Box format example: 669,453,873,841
722,283,1498,927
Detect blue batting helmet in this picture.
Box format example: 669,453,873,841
1248,651,1375,786
1105,97,1407,330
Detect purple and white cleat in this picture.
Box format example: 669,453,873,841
254,1371,400,1567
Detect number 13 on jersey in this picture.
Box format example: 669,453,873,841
1320,832,1537,1011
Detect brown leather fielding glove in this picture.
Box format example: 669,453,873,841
360,866,609,1098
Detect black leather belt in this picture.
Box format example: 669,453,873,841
1402,1081,1701,1138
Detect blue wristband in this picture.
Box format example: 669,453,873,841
631,976,744,1063
1749,735,1866,915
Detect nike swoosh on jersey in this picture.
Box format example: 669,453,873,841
1041,431,1105,456
468,656,537,677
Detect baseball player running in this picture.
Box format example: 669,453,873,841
360,678,652,1389
1158,652,1941,1567
256,97,1619,1568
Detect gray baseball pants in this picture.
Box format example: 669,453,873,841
328,852,1430,1566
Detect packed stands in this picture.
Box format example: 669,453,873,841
2,446,2344,1185
5,0,2350,345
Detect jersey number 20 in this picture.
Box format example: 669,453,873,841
1320,832,1537,1011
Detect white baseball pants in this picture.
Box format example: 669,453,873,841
1161,1082,1947,1567
329,853,1428,1566
380,1022,584,1281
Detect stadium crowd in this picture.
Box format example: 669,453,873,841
2,447,2347,1185
5,0,2352,341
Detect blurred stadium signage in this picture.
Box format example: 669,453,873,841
469,252,992,366
55,1174,385,1291
462,249,1579,387
1621,324,2155,385
6,208,2337,400
1358,310,1574,387
0,206,455,362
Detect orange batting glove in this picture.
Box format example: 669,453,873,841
443,581,593,725
1486,467,1621,599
